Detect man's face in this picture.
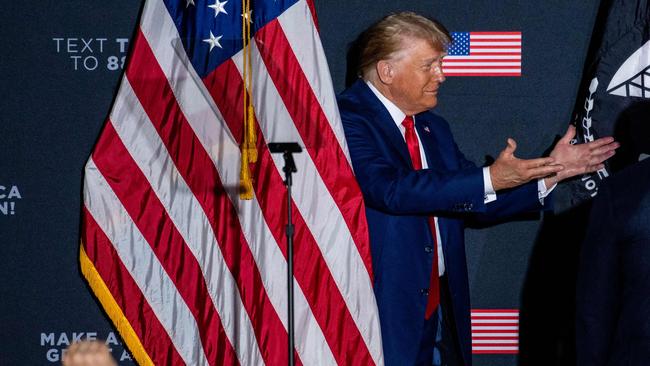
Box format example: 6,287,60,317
384,37,446,115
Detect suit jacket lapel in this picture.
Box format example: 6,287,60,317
415,116,448,171
415,115,452,252
354,81,413,168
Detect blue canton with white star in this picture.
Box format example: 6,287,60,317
163,0,299,78
447,32,470,56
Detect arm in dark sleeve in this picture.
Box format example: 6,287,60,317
341,110,487,216
481,181,547,221
435,114,547,220
431,113,547,219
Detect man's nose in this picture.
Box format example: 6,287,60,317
437,70,446,83
433,65,445,83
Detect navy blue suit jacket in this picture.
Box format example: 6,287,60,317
338,80,548,365
576,158,650,366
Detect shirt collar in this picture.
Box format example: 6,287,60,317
366,80,407,129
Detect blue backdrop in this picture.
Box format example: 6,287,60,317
0,1,600,365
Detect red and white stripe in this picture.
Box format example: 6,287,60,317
471,309,519,354
443,32,522,76
81,0,383,365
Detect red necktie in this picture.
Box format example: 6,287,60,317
402,116,440,319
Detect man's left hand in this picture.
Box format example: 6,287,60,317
546,125,620,187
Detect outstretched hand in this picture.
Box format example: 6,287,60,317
490,138,564,191
545,125,620,187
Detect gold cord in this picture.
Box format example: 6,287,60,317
240,0,256,199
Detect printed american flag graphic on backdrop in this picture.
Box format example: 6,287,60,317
79,0,382,365
471,309,519,354
443,32,522,76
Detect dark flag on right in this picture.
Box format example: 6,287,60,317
559,0,650,210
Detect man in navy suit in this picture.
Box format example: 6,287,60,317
338,12,619,365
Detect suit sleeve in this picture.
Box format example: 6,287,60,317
433,116,546,219
341,108,487,215
575,184,620,366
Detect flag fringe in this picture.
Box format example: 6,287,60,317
79,243,154,366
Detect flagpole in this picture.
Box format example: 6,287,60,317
268,142,302,366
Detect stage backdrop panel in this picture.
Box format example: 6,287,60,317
0,1,600,365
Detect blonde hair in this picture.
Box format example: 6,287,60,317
356,12,451,79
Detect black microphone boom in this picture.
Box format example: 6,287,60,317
268,142,302,153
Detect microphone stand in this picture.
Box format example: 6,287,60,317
267,142,302,366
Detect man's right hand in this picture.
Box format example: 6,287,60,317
490,138,564,191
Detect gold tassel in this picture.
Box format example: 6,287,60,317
239,0,257,200
240,144,254,199
246,104,257,162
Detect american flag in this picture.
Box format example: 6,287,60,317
443,32,522,76
471,309,519,354
79,0,382,365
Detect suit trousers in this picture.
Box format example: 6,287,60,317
415,275,464,366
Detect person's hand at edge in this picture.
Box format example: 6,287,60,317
545,125,620,187
490,138,564,191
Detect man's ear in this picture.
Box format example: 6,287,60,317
376,60,393,84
